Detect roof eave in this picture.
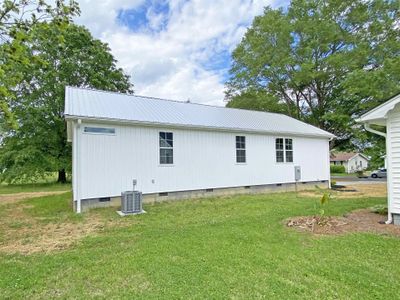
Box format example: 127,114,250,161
64,115,335,139
356,117,387,126
357,93,400,125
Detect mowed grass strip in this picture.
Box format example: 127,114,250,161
0,182,71,195
0,190,398,299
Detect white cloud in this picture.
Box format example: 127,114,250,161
75,0,280,106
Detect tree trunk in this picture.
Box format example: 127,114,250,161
57,169,67,183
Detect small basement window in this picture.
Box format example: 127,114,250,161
84,127,115,134
159,132,173,164
276,138,293,163
236,136,246,163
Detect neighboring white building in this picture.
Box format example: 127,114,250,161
65,87,334,212
330,152,369,173
358,92,400,225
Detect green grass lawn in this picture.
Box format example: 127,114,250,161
0,190,398,299
0,182,71,194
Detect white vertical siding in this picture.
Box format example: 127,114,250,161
388,107,400,214
75,122,330,200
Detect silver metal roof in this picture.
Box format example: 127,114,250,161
65,86,334,138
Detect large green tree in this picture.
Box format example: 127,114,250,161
0,21,132,183
226,0,399,148
0,0,79,130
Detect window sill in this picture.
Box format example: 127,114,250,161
158,164,175,167
235,163,247,165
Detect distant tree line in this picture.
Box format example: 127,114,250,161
226,0,399,165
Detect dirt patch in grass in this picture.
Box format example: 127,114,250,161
299,183,387,199
0,202,128,255
0,191,69,205
286,209,400,237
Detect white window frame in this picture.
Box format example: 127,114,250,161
83,126,116,135
235,136,246,164
159,132,174,165
276,138,293,163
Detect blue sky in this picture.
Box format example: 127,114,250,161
117,0,171,33
76,0,289,105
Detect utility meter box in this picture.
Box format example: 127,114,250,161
294,166,301,181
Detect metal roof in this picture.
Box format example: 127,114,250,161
64,86,334,138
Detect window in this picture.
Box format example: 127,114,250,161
275,138,284,162
285,138,293,162
84,127,115,134
276,138,293,163
236,136,246,163
159,132,173,164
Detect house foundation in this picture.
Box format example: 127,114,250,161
393,214,400,226
74,180,329,212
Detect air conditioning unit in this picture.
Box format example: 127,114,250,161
121,191,143,214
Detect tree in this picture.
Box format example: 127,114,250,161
0,21,132,183
0,0,79,130
226,0,399,149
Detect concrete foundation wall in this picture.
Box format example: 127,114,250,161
76,180,329,212
393,213,400,226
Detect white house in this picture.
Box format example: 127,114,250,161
358,92,400,225
330,152,369,173
65,87,334,212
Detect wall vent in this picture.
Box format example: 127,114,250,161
244,186,251,189
276,183,282,186
205,188,214,192
159,192,168,197
99,197,110,202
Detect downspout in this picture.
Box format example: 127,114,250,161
363,123,392,224
76,119,82,213
328,136,335,189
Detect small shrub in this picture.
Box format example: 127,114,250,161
370,205,388,215
330,165,345,173
319,192,330,217
331,180,336,186
314,186,332,224
356,170,364,177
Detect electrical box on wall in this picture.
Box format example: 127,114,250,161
294,166,301,181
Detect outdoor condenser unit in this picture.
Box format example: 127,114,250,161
121,191,142,214
120,180,143,214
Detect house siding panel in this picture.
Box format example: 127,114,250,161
388,107,400,214
75,122,330,201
